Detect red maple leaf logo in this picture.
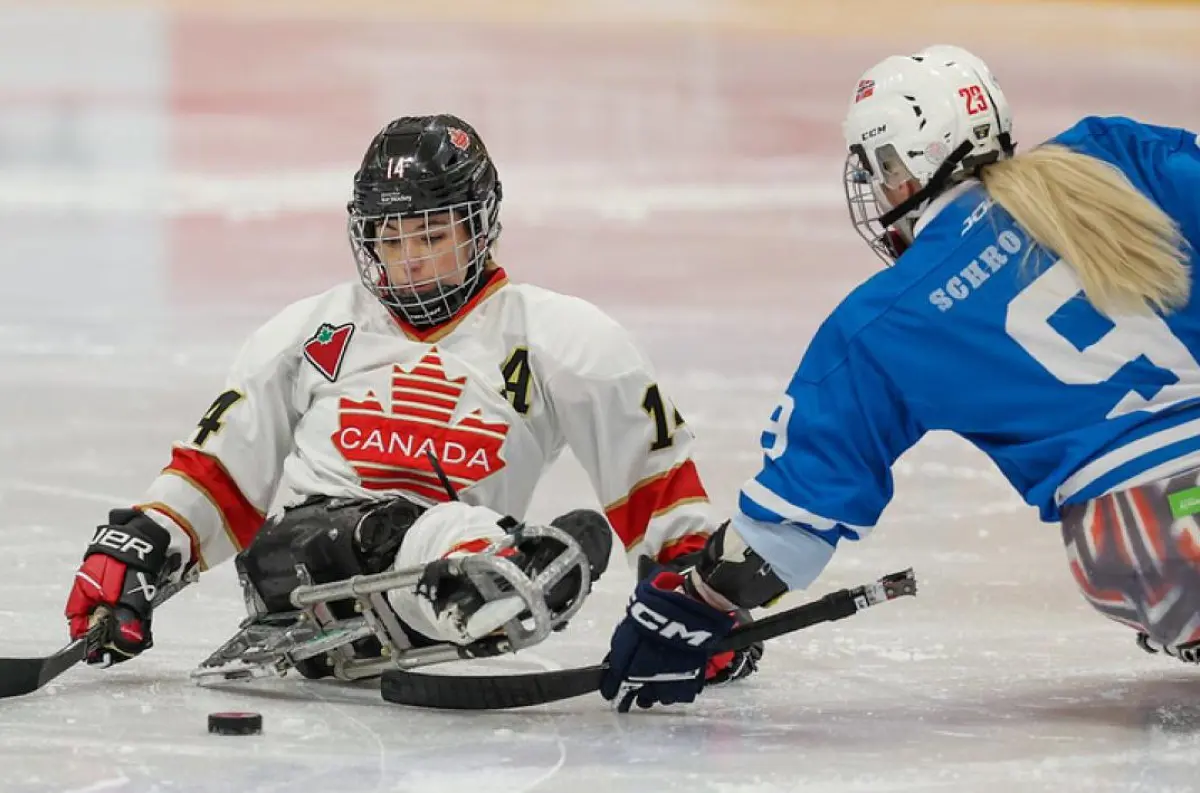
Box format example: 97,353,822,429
333,348,509,502
447,127,471,151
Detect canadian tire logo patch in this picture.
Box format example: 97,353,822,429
304,322,355,382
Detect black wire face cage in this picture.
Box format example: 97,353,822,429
349,197,499,328
843,146,905,264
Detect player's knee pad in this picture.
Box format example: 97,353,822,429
237,495,425,614
386,502,510,642
237,495,429,677
548,508,612,586
518,509,612,618
386,504,606,644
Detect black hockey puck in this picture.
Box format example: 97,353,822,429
207,711,263,736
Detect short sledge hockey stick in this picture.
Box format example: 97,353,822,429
0,576,189,699
380,568,917,710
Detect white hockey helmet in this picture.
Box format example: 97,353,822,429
842,46,1015,262
919,44,1014,142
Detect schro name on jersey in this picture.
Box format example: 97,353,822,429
929,229,1025,312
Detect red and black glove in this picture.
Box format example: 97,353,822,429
64,509,177,667
705,607,762,684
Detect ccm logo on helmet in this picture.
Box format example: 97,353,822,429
860,125,887,141
629,602,713,646
90,527,156,561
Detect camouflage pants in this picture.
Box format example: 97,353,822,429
1063,467,1200,647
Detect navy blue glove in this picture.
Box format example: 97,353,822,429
600,571,736,712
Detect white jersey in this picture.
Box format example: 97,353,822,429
135,268,713,575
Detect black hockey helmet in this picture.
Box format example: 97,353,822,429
348,115,502,328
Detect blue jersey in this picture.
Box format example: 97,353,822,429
737,116,1200,589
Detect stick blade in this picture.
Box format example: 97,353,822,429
380,664,606,710
0,640,83,699
0,658,54,699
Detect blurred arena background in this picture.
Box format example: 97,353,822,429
3,0,1196,329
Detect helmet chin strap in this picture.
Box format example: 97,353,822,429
877,139,975,229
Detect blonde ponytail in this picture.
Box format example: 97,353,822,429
979,144,1190,314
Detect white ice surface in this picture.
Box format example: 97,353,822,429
5,305,1200,793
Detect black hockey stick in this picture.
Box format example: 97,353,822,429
0,576,189,700
0,634,96,700
380,568,917,710
426,450,460,502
